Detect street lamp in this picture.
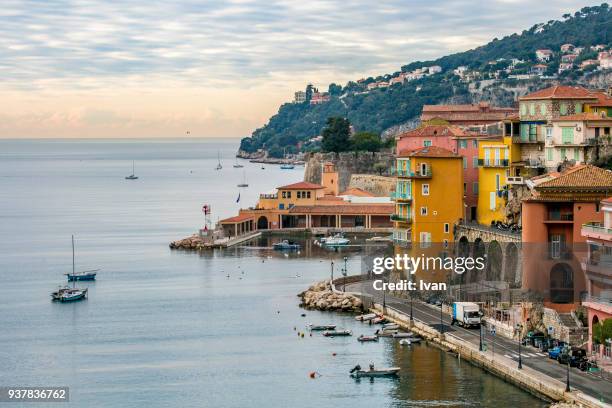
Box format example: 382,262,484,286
409,283,414,322
516,323,523,369
330,260,334,282
342,256,348,293
382,272,386,310
479,311,484,352
440,298,444,336
566,355,571,392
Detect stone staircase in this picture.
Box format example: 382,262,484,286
543,309,588,346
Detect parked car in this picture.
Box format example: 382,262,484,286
548,346,563,359
578,359,599,372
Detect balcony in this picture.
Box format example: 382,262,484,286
582,222,612,240
410,168,432,178
512,132,544,144
392,228,411,245
392,168,432,178
478,159,509,167
390,191,412,201
506,176,524,185
394,168,413,177
545,212,574,223
391,214,411,223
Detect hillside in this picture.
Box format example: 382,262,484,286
239,4,611,157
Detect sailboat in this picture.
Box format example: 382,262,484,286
237,169,248,187
52,236,90,302
125,161,138,180
215,151,223,170
233,157,244,168
280,148,294,169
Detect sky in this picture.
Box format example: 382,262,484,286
0,0,599,139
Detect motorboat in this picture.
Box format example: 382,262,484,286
357,335,379,342
382,323,399,330
322,329,352,337
375,329,398,337
319,233,350,246
308,324,336,331
66,269,98,281
51,287,88,302
350,364,400,378
273,240,300,250
399,337,421,345
392,332,417,339
355,313,377,321
280,164,294,169
372,317,387,324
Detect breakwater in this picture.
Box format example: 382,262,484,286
298,280,363,312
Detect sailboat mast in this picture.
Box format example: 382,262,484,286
72,235,75,287
132,160,135,175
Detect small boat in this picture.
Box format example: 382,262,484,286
261,165,265,170
237,169,248,187
215,151,223,170
357,335,379,342
125,160,138,180
273,240,300,250
51,287,88,302
233,157,244,168
382,323,399,330
375,329,398,337
320,233,350,246
355,313,377,321
66,269,98,281
309,324,336,331
322,329,352,337
350,364,400,378
399,337,421,345
372,317,387,324
392,332,416,338
280,164,295,169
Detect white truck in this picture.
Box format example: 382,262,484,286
451,302,481,328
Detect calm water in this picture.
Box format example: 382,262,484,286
0,139,545,407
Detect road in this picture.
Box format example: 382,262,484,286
343,280,612,405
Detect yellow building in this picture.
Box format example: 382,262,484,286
476,135,520,225
392,146,463,246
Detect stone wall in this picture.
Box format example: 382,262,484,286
348,174,396,196
304,151,395,193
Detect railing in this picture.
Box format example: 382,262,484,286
391,214,411,223
506,176,524,184
582,222,612,235
547,212,574,221
390,191,411,200
587,138,599,146
392,168,432,178
581,294,612,304
478,159,509,167
392,168,413,177
512,133,543,144
412,168,432,178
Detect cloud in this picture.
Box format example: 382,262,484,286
0,0,601,137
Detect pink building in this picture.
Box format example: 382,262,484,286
396,125,486,221
581,197,612,358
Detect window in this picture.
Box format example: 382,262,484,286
420,162,428,175
540,103,547,115
459,140,467,149
550,234,564,259
463,157,468,169
529,103,536,115
489,192,496,210
306,191,311,199
575,103,582,113
420,207,428,216
561,127,574,144
495,174,500,191
422,184,430,196
473,140,478,148
423,140,432,147
520,103,527,116
545,127,553,139
282,191,286,198
419,232,431,248
494,148,500,166
546,147,553,161
297,191,301,199
560,103,568,115
286,191,291,198
473,157,479,168
444,223,450,233
520,123,529,141
484,148,490,165
473,182,479,195
574,148,579,161
560,148,567,159
279,203,285,209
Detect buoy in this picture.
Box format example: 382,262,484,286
309,372,316,379
332,352,337,356
301,332,304,338
301,313,306,317
293,326,296,331
309,333,312,337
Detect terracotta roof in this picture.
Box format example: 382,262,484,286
536,165,612,190
339,187,375,197
278,181,324,190
553,112,611,121
317,195,345,201
220,214,254,223
520,85,597,100
288,204,394,215
589,91,612,107
602,197,612,205
398,125,466,139
422,103,514,113
398,146,460,158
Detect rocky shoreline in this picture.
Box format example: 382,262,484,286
169,235,206,250
298,280,363,312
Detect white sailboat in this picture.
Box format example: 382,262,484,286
215,151,223,170
233,157,244,168
51,236,89,302
125,161,138,180
237,169,248,187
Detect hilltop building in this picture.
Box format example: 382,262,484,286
420,103,517,131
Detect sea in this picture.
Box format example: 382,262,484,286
0,138,546,407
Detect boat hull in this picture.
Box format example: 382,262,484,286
67,274,96,281
351,368,400,378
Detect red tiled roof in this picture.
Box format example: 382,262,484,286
536,165,612,189
220,214,254,224
422,103,514,113
520,85,597,100
602,197,612,205
339,187,375,197
398,125,466,139
317,195,344,201
553,112,611,121
589,91,612,107
398,146,460,158
288,204,394,215
278,181,324,190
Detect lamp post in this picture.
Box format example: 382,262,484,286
517,323,523,369
330,260,334,283
382,272,386,310
409,284,414,322
342,256,348,293
479,312,484,352
440,299,444,336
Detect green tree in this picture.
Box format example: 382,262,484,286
328,83,342,96
322,117,351,153
352,131,382,151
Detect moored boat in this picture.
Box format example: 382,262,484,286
319,233,350,246
392,332,416,338
322,329,352,337
375,329,398,337
308,324,336,331
273,240,300,250
399,337,421,345
372,316,387,324
382,323,399,330
357,335,379,342
280,164,294,169
355,313,377,321
350,364,400,378
51,286,88,302
66,269,98,281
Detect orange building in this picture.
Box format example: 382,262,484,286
219,164,393,236
521,165,612,311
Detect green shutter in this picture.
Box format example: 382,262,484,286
520,124,529,141
561,127,574,144
574,148,579,161
546,148,553,161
